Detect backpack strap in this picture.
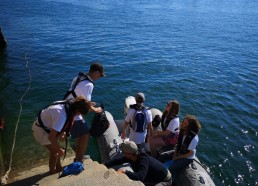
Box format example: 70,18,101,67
37,100,75,162
63,73,93,100
62,102,74,136
60,102,74,162
37,100,73,134
37,114,51,134
129,104,140,129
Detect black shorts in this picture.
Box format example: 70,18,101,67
70,120,89,139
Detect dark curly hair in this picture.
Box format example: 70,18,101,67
181,115,201,134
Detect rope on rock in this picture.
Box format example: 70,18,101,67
1,50,31,185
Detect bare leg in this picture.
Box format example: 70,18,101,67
74,133,90,162
149,137,166,158
45,145,58,174
55,156,63,173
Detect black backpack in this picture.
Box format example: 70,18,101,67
90,104,110,137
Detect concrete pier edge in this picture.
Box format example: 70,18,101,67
3,156,143,186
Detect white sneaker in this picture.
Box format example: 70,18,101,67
83,155,90,159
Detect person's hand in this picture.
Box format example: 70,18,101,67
148,131,157,140
149,132,156,139
174,155,181,160
91,102,96,106
95,107,103,113
147,135,152,142
55,147,65,157
117,169,125,174
121,131,126,140
148,134,155,142
173,153,179,160
57,132,66,141
148,130,154,137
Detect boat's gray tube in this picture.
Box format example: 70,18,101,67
95,96,215,186
96,111,123,164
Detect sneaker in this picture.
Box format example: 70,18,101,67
83,155,90,159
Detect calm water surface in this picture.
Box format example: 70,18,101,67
0,0,258,185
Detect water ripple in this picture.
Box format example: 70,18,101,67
1,0,258,185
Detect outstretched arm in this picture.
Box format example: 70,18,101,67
148,122,154,136
105,156,127,168
124,156,149,182
121,121,130,140
90,102,103,113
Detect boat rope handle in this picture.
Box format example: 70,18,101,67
193,158,212,176
1,50,31,185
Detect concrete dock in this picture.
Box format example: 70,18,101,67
5,157,143,186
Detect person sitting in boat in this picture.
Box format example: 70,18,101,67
167,115,201,181
105,141,172,186
121,92,153,148
148,100,180,158
32,96,91,175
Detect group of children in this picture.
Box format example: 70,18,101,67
116,92,202,185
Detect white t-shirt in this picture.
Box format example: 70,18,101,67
125,108,152,145
66,75,94,120
182,134,199,159
40,104,67,132
166,117,180,132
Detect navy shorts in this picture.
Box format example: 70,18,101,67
70,120,89,139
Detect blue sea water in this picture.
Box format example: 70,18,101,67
0,0,258,185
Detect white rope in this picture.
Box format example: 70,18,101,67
1,50,31,185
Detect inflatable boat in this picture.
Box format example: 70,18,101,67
94,96,215,186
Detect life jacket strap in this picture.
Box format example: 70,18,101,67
63,73,93,100
36,100,72,134
37,111,51,133
177,131,196,154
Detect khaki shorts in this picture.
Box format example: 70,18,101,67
32,120,51,145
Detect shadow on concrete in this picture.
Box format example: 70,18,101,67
6,172,49,186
